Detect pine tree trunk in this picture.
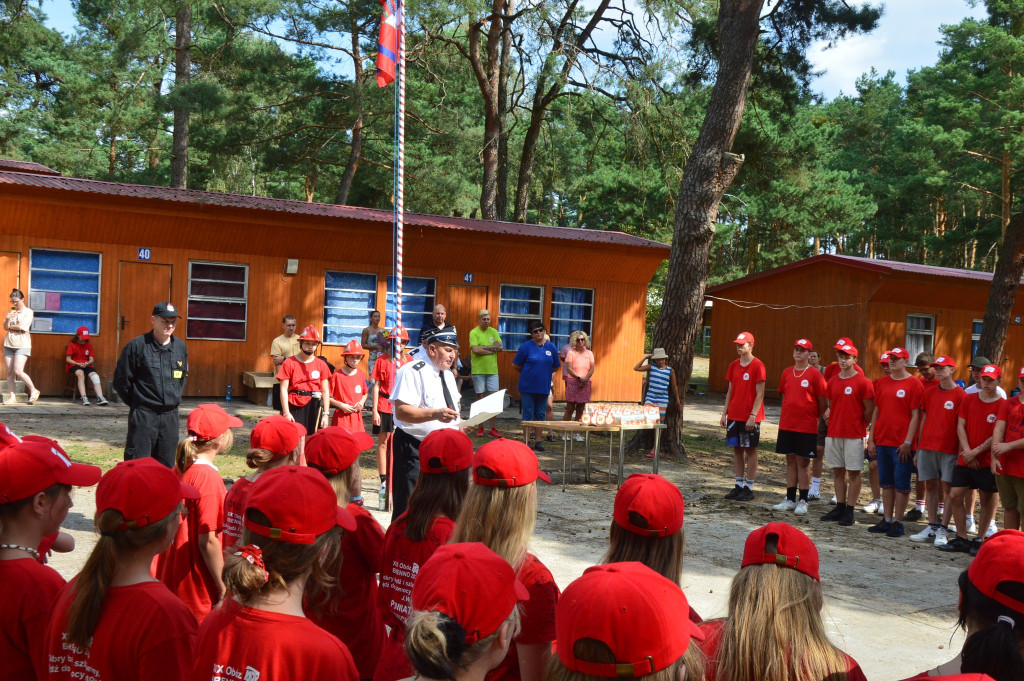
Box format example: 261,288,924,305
645,0,764,458
170,0,191,189
977,211,1024,363
495,5,512,221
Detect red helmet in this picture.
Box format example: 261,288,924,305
342,340,364,357
298,325,321,343
390,325,409,342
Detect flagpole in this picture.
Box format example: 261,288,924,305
394,0,405,330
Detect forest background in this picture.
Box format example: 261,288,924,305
2,0,1022,335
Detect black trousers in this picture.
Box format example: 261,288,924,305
125,405,179,468
392,427,422,521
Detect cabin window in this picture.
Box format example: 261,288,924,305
28,249,101,334
498,284,544,349
386,276,436,346
323,271,377,345
187,261,248,341
549,287,594,349
905,314,935,360
972,319,983,358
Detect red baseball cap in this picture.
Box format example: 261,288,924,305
556,562,703,677
412,542,530,643
926,676,995,681
187,403,243,440
889,347,910,360
733,331,755,344
932,356,956,368
613,474,684,537
420,429,474,473
981,364,1003,379
245,466,356,542
837,343,858,358
251,415,306,458
741,522,820,582
0,422,21,448
305,427,375,476
473,438,551,487
76,326,90,339
97,459,199,529
968,529,1024,615
0,440,101,503
794,339,812,350
1018,366,1024,379
879,352,890,364
833,337,852,349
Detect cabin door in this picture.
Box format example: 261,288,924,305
447,285,489,354
117,261,172,351
0,252,20,381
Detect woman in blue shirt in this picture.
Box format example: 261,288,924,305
513,320,561,451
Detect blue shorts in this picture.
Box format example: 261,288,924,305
520,392,549,422
876,445,914,494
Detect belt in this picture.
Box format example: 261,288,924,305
290,390,322,398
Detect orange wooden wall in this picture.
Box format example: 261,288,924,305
0,188,665,402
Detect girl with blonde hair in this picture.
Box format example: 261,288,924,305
45,459,199,681
452,438,558,681
698,522,866,681
154,403,241,621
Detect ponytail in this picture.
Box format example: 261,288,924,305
958,572,1024,681
65,507,178,648
177,430,234,473
245,447,295,470
404,607,520,680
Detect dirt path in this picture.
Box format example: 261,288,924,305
8,395,967,680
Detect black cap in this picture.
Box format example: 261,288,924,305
152,302,182,318
429,325,459,348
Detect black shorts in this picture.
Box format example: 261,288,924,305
726,420,761,449
289,398,323,436
70,365,98,377
951,464,998,493
373,412,394,435
776,429,818,459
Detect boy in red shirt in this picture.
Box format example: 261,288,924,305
866,346,924,538
773,338,827,515
371,326,410,508
65,326,109,405
940,364,1004,554
990,366,1024,531
909,355,965,545
720,331,765,502
329,340,368,432
277,325,331,441
820,344,874,527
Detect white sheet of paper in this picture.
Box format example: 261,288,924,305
460,389,506,429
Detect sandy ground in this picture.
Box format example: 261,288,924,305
6,393,969,680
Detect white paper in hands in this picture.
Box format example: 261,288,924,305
461,389,506,429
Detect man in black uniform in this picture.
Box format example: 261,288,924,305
113,301,189,467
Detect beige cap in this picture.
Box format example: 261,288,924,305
651,348,668,360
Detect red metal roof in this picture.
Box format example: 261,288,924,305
708,253,1005,293
0,159,60,176
0,169,669,250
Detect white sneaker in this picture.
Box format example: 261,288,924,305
794,500,808,516
807,491,821,501
573,433,584,442
910,525,937,543
830,494,837,504
966,517,978,535
986,520,999,538
863,499,882,514
561,433,568,441
933,526,949,547
773,499,797,511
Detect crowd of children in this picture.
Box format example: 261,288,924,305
722,331,1024,556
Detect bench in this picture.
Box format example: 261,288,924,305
242,371,276,405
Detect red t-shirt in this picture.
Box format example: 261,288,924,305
192,601,359,681
329,369,367,432
221,477,253,550
918,385,966,455
998,396,1024,478
374,514,456,681
697,619,867,681
826,373,875,439
65,341,94,372
306,504,385,679
47,579,197,681
778,366,827,434
370,356,410,415
154,462,226,621
824,362,864,382
872,375,925,447
958,393,1005,467
486,553,559,681
277,356,331,407
725,358,766,422
0,558,65,681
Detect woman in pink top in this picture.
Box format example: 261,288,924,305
562,331,595,425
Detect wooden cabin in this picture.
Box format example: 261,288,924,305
0,160,668,402
706,254,1024,392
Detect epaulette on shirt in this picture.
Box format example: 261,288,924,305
412,361,426,371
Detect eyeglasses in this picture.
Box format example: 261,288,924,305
531,329,545,334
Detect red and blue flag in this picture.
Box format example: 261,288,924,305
376,0,399,87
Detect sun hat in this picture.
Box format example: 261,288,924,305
420,429,474,473
411,542,530,644
250,415,306,458
97,459,199,529
650,348,669,360
187,403,243,441
0,439,101,504
741,522,820,582
472,438,551,487
244,466,356,543
304,427,375,476
555,562,703,677
613,474,684,537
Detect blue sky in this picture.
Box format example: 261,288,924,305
39,0,988,102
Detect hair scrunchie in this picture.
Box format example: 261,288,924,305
234,544,269,583
998,614,1016,628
